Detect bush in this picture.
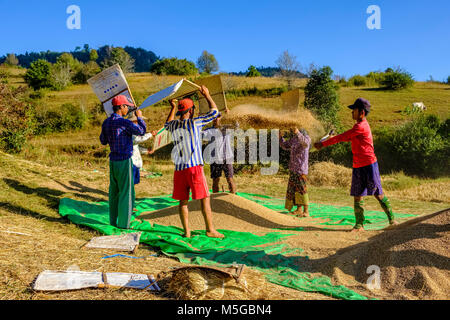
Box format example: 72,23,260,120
334,76,348,87
50,63,72,91
150,58,198,75
447,76,450,84
348,75,367,87
246,65,261,77
0,84,36,153
365,71,386,85
374,114,449,177
35,103,88,135
73,61,101,84
24,59,53,90
0,68,10,84
380,68,414,90
29,88,48,100
304,66,341,129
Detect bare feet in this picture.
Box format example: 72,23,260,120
384,220,399,230
302,211,310,218
183,231,191,238
206,230,225,239
292,209,302,217
350,227,365,233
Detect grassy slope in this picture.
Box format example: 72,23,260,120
6,65,447,130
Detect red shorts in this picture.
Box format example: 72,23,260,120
173,165,210,201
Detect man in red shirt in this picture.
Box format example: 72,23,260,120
314,98,397,232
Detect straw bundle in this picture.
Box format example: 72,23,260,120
166,267,269,300
308,162,352,188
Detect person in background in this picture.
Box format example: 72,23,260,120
129,113,157,185
100,95,146,229
164,85,224,239
279,127,311,217
201,110,237,194
314,98,398,232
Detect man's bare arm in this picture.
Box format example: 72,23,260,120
166,99,177,123
199,85,218,111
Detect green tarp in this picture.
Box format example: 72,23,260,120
237,192,416,231
58,192,415,300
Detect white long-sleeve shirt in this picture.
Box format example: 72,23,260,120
201,123,238,163
131,133,153,168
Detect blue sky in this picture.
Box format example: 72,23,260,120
1,0,449,81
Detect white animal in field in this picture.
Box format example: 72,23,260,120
412,102,427,111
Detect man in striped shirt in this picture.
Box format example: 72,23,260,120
164,85,224,239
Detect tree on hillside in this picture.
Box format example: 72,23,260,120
101,47,135,73
89,49,98,62
150,58,198,75
56,53,83,74
24,59,53,90
246,65,261,77
197,50,219,74
304,66,341,129
124,46,158,72
4,54,19,66
276,50,301,89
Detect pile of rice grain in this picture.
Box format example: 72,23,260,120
138,193,300,234
320,209,450,300
223,104,326,142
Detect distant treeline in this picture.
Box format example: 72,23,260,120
231,66,307,78
0,44,159,73
1,45,310,77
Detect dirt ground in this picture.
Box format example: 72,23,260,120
0,152,449,300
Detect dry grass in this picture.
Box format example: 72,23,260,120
221,75,307,91
308,162,450,203
308,162,352,188
389,182,450,203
